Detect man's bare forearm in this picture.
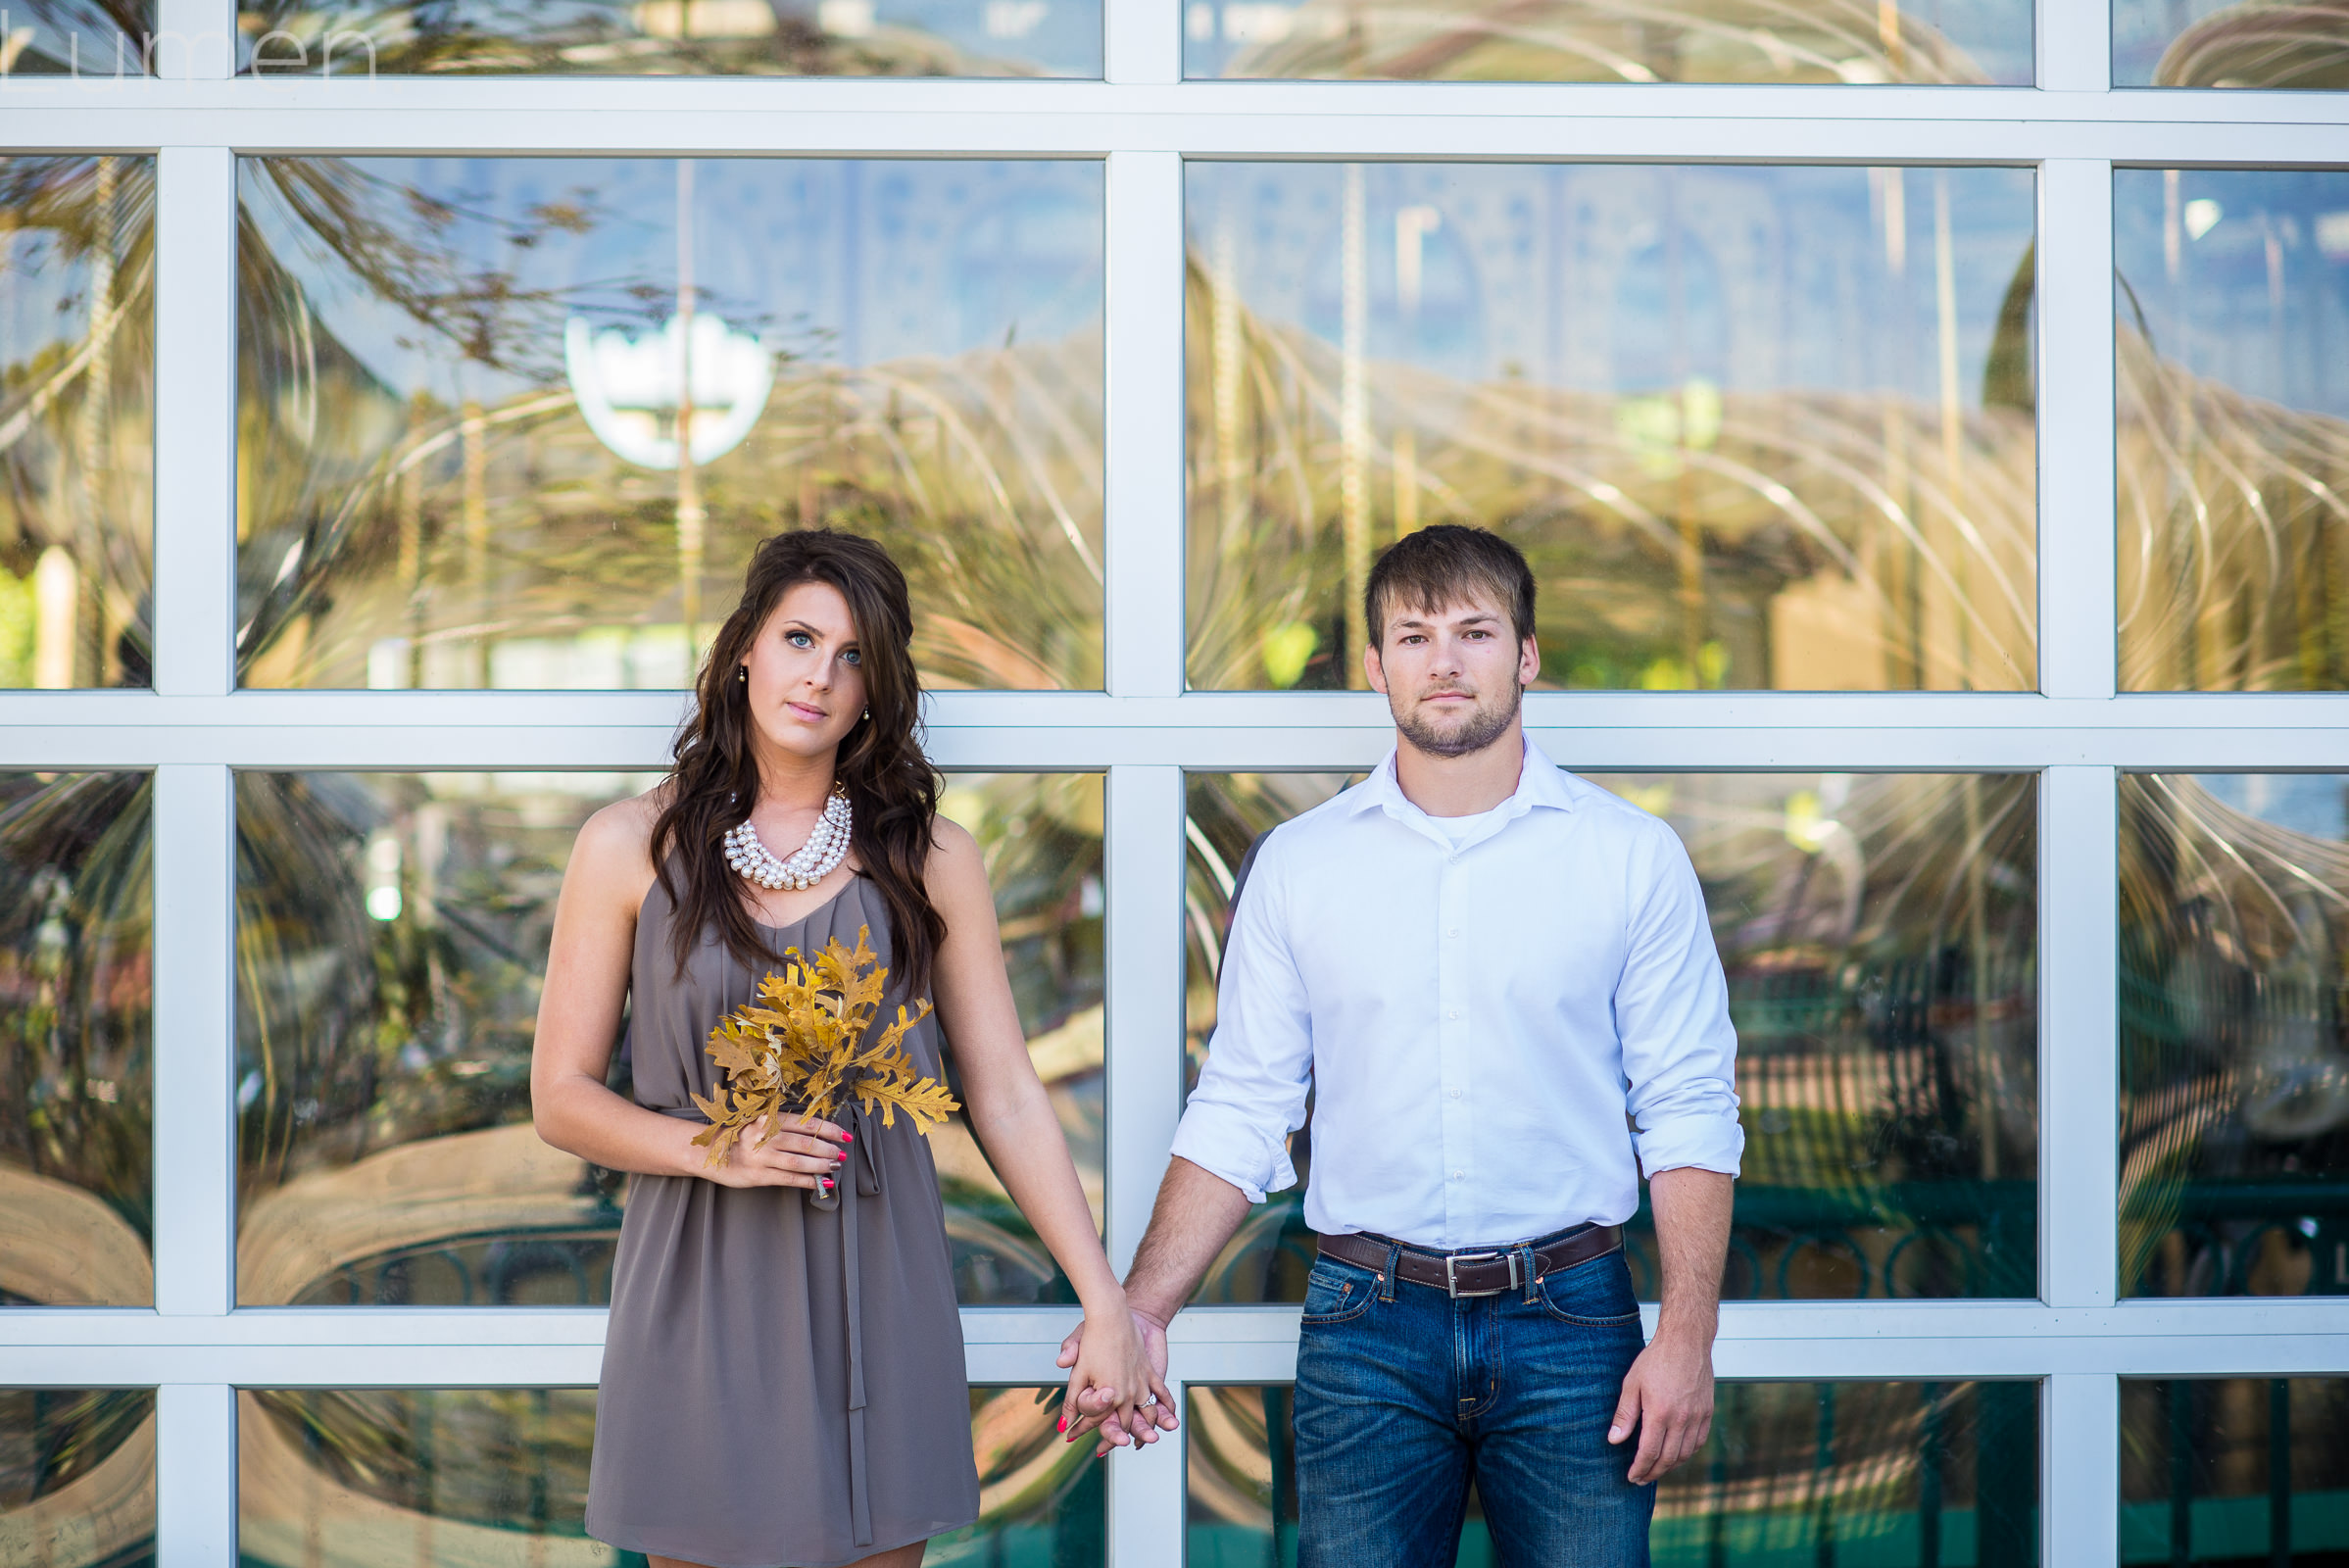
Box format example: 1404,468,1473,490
1647,1166,1733,1344
1122,1156,1257,1324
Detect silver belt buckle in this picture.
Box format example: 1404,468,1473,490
1443,1249,1517,1298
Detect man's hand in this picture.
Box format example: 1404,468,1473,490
1057,1310,1178,1452
1607,1327,1714,1483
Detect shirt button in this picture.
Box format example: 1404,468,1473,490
1446,1009,1459,1020
1448,1088,1462,1100
1451,1170,1465,1181
1447,927,1460,938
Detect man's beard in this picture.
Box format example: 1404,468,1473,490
1393,678,1522,760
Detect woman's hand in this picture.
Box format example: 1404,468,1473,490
701,1113,853,1194
1058,1299,1165,1449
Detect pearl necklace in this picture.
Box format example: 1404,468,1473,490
723,786,853,892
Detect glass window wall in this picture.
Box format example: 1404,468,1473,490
0,156,154,689
2117,170,2349,692
1185,770,2036,1303
236,157,1104,691
0,1389,155,1568
2122,1379,2349,1563
0,6,154,76
1187,1380,2039,1565
235,1385,1099,1566
2114,0,2349,88
234,769,1102,1306
2121,773,2349,1298
1186,163,2037,694
1182,0,2032,84
0,772,152,1307
234,0,1101,78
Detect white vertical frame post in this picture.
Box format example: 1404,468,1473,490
1103,149,1189,701
152,0,237,78
2041,765,2121,1312
2038,0,2114,93
1101,763,1188,1567
156,1383,237,1568
151,764,236,1314
1103,0,1178,83
2037,160,2119,704
2046,1374,2122,1566
150,144,238,700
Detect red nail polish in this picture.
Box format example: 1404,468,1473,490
1055,1416,1066,1432
841,1133,854,1143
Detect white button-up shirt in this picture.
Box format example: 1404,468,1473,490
1170,739,1743,1250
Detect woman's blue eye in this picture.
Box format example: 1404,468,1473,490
787,631,812,648
843,649,861,665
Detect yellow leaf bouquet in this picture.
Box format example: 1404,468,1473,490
689,925,959,1168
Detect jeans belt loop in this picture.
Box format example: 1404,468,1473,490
1518,1242,1541,1303
1379,1240,1401,1303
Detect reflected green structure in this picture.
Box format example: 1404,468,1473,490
2122,774,2349,1298
235,157,1103,692
0,155,155,689
0,1389,155,1568
1185,163,2037,695
1187,1381,2037,1566
1185,771,2036,1304
2115,0,2349,86
2117,171,2349,692
235,1386,1100,1567
0,772,153,1307
233,770,1102,1307
235,0,1101,77
1183,0,2032,82
2122,1379,2349,1562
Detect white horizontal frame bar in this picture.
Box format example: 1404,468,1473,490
9,106,2349,163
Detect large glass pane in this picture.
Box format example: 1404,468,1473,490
0,773,152,1306
1188,1381,2038,1565
0,1389,155,1568
2115,1,2349,87
236,1386,1100,1566
1185,0,2031,83
0,7,155,75
0,156,154,688
2122,1379,2349,1563
1185,163,2037,694
2121,773,2349,1298
2117,170,2349,690
237,157,1103,691
234,0,1100,77
235,770,1102,1306
1186,770,2037,1303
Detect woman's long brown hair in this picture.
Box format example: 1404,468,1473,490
649,530,946,996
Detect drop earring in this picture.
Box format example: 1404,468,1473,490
738,666,748,682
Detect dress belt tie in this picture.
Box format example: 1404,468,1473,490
653,1100,886,1547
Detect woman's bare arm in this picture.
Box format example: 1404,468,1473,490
530,796,849,1192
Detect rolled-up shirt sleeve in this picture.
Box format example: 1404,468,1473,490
1168,837,1313,1203
1616,822,1744,1179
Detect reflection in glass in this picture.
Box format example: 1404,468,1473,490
0,773,152,1306
0,6,154,75
0,156,155,689
1189,1381,2038,1566
237,157,1103,691
234,770,1102,1307
2117,171,2349,691
236,1386,1098,1566
2122,1380,2349,1563
1186,771,2036,1303
2121,774,2349,1298
234,0,1099,78
1186,164,2037,694
0,1389,155,1568
2115,0,2349,87
1185,0,2030,83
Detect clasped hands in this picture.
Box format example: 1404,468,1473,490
1055,1309,1181,1454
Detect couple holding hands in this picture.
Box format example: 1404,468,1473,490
532,524,1741,1568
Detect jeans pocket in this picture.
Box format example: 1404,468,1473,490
1300,1258,1377,1326
1537,1250,1643,1327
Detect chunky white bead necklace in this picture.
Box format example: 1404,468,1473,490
723,785,853,892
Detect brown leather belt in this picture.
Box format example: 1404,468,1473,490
1317,1223,1622,1298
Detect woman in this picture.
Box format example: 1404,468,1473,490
533,530,1155,1568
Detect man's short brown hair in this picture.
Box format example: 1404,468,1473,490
1364,524,1538,650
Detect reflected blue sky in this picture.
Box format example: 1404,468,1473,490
1188,162,2035,403
2197,772,2349,845
240,157,1103,412
2116,170,2349,419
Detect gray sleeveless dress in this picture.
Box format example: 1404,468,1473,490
586,871,980,1568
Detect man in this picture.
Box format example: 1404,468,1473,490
1064,523,1741,1566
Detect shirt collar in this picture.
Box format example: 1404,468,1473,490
1341,735,1579,822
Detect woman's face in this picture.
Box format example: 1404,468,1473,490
741,581,870,764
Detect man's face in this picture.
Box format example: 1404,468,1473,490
1364,593,1541,760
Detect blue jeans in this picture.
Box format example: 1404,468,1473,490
1293,1241,1654,1568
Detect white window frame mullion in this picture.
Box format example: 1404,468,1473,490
2040,766,2122,1312
151,144,238,701
2046,1373,2121,1565
155,1383,237,1568
2038,0,2113,93
1103,148,1187,702
153,0,237,79
1103,0,1177,83
2037,159,2119,705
